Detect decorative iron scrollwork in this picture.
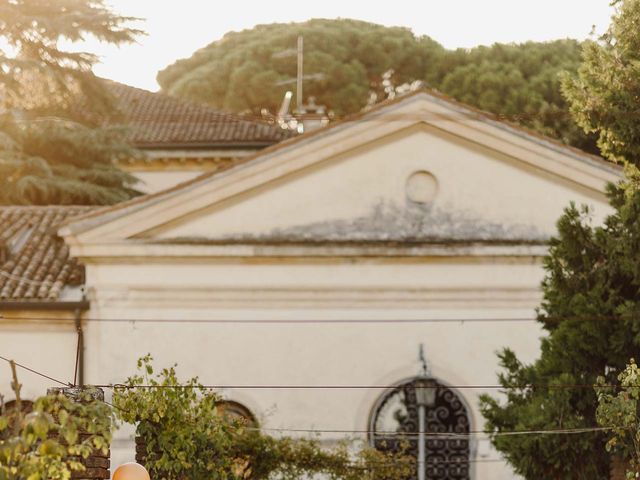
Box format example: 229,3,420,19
370,378,470,479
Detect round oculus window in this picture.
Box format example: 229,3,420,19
406,171,438,204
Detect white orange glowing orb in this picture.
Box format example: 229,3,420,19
113,462,150,480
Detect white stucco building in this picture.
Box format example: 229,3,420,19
0,90,622,479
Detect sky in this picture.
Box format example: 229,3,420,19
88,0,616,92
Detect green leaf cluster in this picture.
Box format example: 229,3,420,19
0,0,143,115
439,40,594,152
595,360,640,479
114,355,415,480
158,19,595,152
0,0,144,205
563,0,640,166
0,115,141,205
0,390,114,480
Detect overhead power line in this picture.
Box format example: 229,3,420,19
0,269,53,287
0,352,629,392
97,382,621,391
44,316,537,324
0,353,626,442
0,314,539,324
4,314,638,325
0,354,71,387
99,396,625,439
252,425,624,439
212,108,638,125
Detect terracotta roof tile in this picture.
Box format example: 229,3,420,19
107,82,296,148
0,206,96,302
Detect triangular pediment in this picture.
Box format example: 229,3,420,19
60,91,621,255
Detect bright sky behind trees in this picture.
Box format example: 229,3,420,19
88,0,615,91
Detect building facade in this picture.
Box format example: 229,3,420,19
0,91,621,479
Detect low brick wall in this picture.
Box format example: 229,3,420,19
47,387,110,480
611,456,630,480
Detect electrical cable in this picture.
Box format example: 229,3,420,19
4,314,639,324
98,396,627,439
95,382,622,391
252,425,624,438
159,109,629,125
0,269,54,287
0,314,539,324
4,313,639,324
0,354,71,387
0,352,626,392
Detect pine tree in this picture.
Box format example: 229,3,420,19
0,0,144,205
158,20,595,153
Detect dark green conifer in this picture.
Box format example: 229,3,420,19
0,0,144,205
481,2,640,477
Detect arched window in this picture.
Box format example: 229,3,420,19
369,378,470,479
216,400,257,427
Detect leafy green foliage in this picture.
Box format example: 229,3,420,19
479,173,640,478
0,0,142,115
114,355,414,480
0,0,144,205
0,390,113,480
562,0,640,165
596,360,640,479
158,20,595,152
0,116,141,205
158,19,443,117
438,40,596,152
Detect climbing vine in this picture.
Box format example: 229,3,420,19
0,367,113,480
114,355,414,480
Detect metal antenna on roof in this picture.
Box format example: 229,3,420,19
296,36,303,113
274,36,325,107
273,36,328,132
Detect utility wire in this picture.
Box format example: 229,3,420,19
4,314,640,324
0,354,71,387
97,382,622,391
182,109,633,125
0,314,538,324
83,317,537,324
253,425,624,438
98,397,624,440
0,315,624,324
0,356,625,463
0,269,54,287
0,353,625,392
0,351,624,392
